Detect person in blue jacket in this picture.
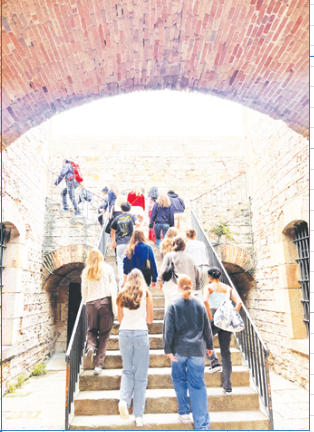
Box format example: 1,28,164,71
122,229,158,288
54,159,81,215
149,194,175,248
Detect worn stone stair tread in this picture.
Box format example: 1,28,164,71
107,333,236,349
70,410,270,430
76,385,258,400
83,348,242,369
79,366,250,391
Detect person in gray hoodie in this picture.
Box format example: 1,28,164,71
167,190,185,229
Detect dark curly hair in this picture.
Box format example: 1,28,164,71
207,267,222,280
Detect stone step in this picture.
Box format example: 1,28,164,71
153,308,164,319
152,297,164,308
75,387,260,416
79,366,250,391
106,333,236,351
70,410,270,430
110,320,163,335
83,348,242,370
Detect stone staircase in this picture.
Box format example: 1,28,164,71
70,235,270,430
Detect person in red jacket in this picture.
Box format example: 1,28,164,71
127,188,145,223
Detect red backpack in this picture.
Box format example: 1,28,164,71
71,161,84,183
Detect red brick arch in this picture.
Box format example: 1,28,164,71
41,244,91,291
3,0,308,146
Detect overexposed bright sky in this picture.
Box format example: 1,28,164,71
51,90,244,137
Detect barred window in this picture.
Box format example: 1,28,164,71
294,221,309,336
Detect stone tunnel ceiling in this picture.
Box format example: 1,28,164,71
2,0,309,146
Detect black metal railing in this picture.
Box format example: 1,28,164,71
294,221,309,336
191,210,274,430
64,212,110,429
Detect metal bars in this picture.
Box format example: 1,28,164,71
190,172,248,222
191,210,274,430
65,213,110,429
294,221,309,336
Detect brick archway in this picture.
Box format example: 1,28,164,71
41,244,91,291
215,244,254,276
3,0,308,146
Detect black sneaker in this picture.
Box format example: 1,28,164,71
208,364,222,374
222,388,232,395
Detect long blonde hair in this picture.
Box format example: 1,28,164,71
178,274,192,300
157,194,171,208
160,227,179,255
84,249,104,281
110,181,119,197
125,229,146,259
116,269,147,310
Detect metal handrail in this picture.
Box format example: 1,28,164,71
190,172,248,221
48,169,105,225
191,209,273,429
64,211,110,430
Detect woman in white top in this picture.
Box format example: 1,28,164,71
81,248,117,376
185,228,209,290
116,269,153,427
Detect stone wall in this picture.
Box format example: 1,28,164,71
243,107,309,388
49,135,247,229
2,122,51,392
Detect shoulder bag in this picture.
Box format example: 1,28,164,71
213,288,245,332
162,253,178,283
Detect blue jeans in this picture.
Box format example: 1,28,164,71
171,354,210,431
154,223,170,248
61,180,79,211
119,330,150,418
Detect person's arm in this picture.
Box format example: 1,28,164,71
203,285,213,321
163,304,177,361
203,306,214,355
111,229,116,249
81,273,88,304
149,203,158,228
194,263,201,290
179,197,185,211
149,245,158,285
169,206,175,227
118,304,124,323
54,164,69,185
108,266,118,315
230,287,242,312
146,290,153,324
133,215,141,228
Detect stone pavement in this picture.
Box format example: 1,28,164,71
3,354,309,431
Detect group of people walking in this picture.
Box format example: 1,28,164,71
81,207,242,430
55,163,243,430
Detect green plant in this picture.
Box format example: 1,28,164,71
17,375,25,386
208,220,236,244
7,383,18,393
32,363,47,376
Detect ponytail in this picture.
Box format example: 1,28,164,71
177,274,192,300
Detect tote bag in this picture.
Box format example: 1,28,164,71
214,288,245,333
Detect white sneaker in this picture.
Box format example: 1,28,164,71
119,400,129,419
94,367,102,375
85,347,94,363
135,417,143,427
208,364,222,374
178,414,192,424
